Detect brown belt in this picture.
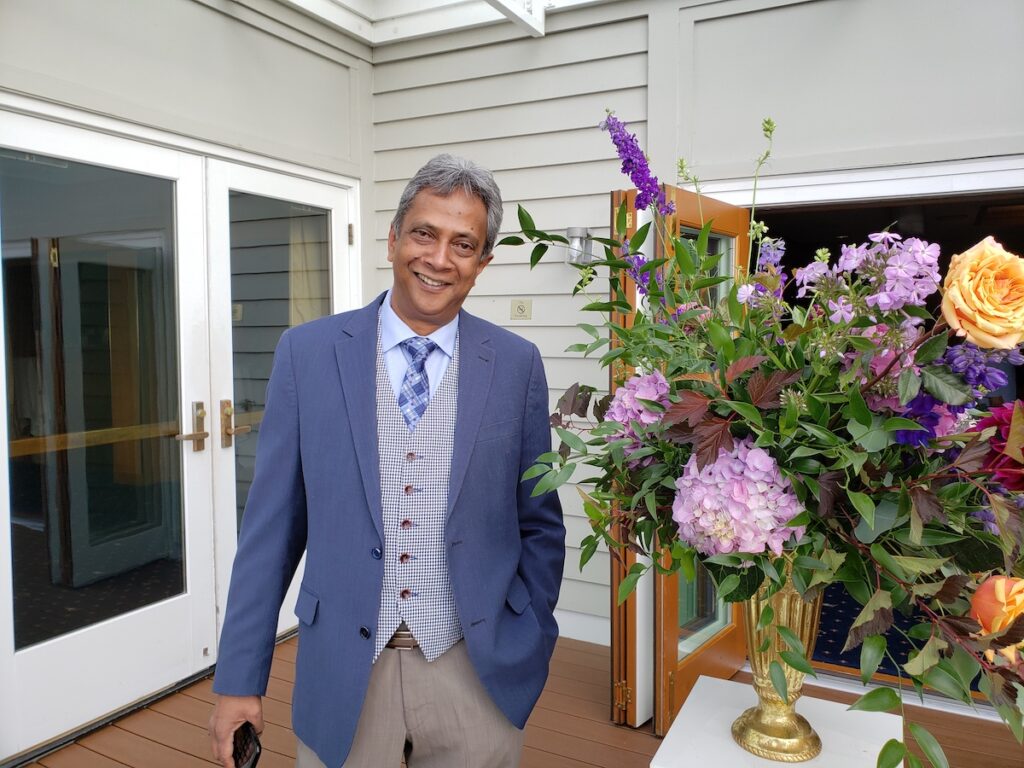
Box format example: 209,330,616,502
385,623,419,650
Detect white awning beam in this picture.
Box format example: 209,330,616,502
482,0,545,36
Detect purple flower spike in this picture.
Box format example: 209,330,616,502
601,114,675,216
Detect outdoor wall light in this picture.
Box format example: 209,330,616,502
565,227,593,265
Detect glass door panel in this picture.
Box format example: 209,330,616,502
0,113,215,762
228,192,330,530
208,160,356,642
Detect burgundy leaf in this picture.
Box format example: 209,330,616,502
815,471,845,519
842,606,894,653
956,437,991,472
558,441,571,461
746,369,802,410
694,418,735,470
594,393,613,422
910,486,947,526
941,615,982,635
933,574,969,605
991,614,1024,649
549,412,563,428
724,355,767,385
663,390,711,428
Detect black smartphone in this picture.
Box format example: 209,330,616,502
232,721,262,768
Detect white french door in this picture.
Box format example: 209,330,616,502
206,160,358,641
0,111,359,762
0,112,216,758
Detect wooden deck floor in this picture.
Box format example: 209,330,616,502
20,637,1024,767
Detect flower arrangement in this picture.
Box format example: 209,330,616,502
510,115,1024,763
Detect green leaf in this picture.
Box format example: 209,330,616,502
769,660,789,705
889,554,948,577
876,739,907,768
780,650,817,677
706,321,735,358
777,626,807,656
883,417,928,432
848,386,873,428
908,723,949,768
717,573,741,599
855,500,899,544
517,204,536,233
628,221,652,254
921,665,971,704
555,427,587,454
497,235,525,247
848,490,876,528
915,333,948,365
794,556,829,571
848,686,901,713
757,604,775,632
521,463,549,481
530,242,549,267
617,564,645,604
860,635,886,684
898,369,922,406
920,366,973,406
800,422,841,445
904,634,949,677
847,416,894,452
722,400,763,426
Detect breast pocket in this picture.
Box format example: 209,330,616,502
476,417,521,444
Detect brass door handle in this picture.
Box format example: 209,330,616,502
175,402,209,451
221,400,252,448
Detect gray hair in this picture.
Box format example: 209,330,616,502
391,154,503,259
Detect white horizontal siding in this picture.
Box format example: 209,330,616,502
372,15,647,642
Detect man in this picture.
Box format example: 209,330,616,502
209,154,565,768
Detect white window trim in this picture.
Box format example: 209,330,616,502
698,155,1024,208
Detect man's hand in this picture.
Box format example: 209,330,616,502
209,694,264,768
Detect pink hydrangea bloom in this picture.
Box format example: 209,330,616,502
606,371,669,427
606,371,670,467
671,438,806,557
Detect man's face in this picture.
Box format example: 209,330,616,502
387,188,493,335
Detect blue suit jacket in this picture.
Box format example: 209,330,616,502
213,293,565,767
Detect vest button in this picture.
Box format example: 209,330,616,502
359,626,371,639
403,484,414,495
400,519,413,529
400,588,412,600
406,451,416,462
371,547,382,560
399,553,410,564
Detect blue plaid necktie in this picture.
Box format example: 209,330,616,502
398,337,437,430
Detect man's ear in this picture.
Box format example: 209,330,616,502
386,225,397,263
476,252,494,276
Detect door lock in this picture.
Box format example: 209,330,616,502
175,401,210,452
221,399,252,448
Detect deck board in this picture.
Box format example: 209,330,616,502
25,637,1021,767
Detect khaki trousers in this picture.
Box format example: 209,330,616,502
295,640,524,768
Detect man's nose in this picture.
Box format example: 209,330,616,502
422,240,453,269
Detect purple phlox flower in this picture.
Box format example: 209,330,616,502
863,236,941,312
837,242,869,272
827,296,855,324
868,231,903,245
757,238,786,270
671,438,805,557
737,284,756,304
601,114,675,216
794,261,830,298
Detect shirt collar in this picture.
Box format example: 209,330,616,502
379,289,458,358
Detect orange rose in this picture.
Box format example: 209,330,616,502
941,237,1024,349
970,575,1024,662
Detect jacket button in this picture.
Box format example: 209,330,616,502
403,484,414,495
359,626,371,639
371,547,382,560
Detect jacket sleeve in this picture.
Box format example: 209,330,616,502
516,344,566,657
213,330,308,696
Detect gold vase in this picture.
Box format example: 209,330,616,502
731,564,825,762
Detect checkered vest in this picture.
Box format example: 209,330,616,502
373,331,462,661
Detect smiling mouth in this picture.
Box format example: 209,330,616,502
415,271,449,288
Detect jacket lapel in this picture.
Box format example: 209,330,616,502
447,310,494,520
335,294,386,540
